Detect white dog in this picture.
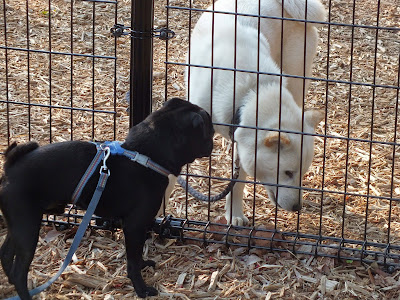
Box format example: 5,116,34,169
186,0,327,225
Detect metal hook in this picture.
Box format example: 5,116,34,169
100,147,111,175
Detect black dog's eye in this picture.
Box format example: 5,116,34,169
285,171,294,179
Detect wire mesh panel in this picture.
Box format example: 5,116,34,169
0,0,133,229
0,0,128,153
161,0,400,271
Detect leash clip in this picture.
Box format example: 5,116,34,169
100,147,111,176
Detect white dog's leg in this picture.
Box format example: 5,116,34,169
225,165,248,226
157,174,177,217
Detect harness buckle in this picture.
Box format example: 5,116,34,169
132,153,150,167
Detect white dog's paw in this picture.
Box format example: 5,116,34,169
225,213,249,226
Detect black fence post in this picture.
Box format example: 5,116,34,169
130,0,154,127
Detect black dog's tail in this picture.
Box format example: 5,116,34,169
3,141,39,171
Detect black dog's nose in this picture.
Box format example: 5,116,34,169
292,203,302,212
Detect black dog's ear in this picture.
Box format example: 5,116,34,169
190,112,209,139
163,97,185,108
191,112,204,130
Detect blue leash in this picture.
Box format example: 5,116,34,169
6,141,171,300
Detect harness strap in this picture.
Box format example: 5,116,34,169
71,145,104,204
120,149,170,177
72,142,170,206
105,141,170,177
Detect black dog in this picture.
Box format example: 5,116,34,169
0,98,214,299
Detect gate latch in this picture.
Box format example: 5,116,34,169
110,24,175,40
110,23,131,37
153,28,175,40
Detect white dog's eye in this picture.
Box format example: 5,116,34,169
285,171,294,179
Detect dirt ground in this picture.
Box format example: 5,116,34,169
1,0,400,299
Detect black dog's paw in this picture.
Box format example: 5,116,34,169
136,286,158,298
140,259,156,269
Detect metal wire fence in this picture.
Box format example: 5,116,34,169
1,0,399,272
161,0,400,271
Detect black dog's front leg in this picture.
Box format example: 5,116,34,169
140,258,156,270
123,224,157,298
0,234,16,283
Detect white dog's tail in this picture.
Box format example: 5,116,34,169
276,0,327,25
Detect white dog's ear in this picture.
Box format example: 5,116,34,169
304,110,324,128
264,132,291,148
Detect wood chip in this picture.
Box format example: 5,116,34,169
208,271,219,291
175,272,187,288
345,281,372,297
194,274,209,288
64,273,108,289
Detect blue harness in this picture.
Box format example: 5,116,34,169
7,141,171,300
72,141,170,203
